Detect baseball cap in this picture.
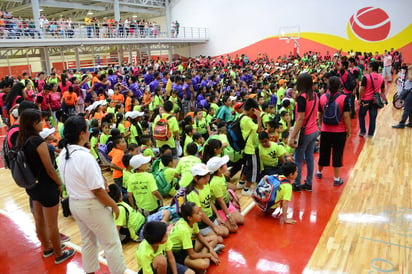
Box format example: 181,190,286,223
234,102,244,112
130,154,151,169
206,155,229,174
125,111,144,119
279,79,288,85
39,127,56,139
229,96,237,101
191,163,210,177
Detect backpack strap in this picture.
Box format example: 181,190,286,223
117,203,130,227
6,125,19,149
369,74,376,92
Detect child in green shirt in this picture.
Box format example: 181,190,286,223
89,127,99,160
135,221,191,274
100,122,111,145
174,143,201,188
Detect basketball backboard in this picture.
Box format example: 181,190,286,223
279,26,301,40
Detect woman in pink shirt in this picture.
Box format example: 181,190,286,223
316,76,351,187
288,73,319,192
58,74,72,93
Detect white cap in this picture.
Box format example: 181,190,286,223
11,108,19,118
230,96,237,101
191,163,210,177
107,89,114,97
100,100,108,106
206,155,229,174
130,154,151,169
39,127,56,139
125,111,144,119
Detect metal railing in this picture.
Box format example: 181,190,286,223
0,21,208,40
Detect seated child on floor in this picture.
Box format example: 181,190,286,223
127,154,164,215
169,202,223,272
108,184,170,243
139,135,156,161
155,153,178,197
136,221,194,274
174,143,201,188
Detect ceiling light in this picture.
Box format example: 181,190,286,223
39,9,43,11
87,11,94,15
133,15,137,17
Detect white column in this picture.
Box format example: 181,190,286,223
128,44,133,65
31,0,41,31
165,0,171,38
75,48,81,71
114,0,121,22
41,47,51,74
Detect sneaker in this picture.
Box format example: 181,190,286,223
241,188,253,196
236,181,246,190
292,184,302,193
55,249,75,264
359,132,366,138
214,244,225,254
303,184,312,192
60,233,70,243
315,171,322,179
392,124,405,129
333,178,344,186
406,123,412,128
43,244,66,258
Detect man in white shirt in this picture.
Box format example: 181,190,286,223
382,51,393,84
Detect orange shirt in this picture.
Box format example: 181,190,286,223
125,96,132,112
62,92,78,106
143,93,152,105
108,148,125,179
124,120,131,129
93,111,104,121
112,93,124,104
92,76,99,87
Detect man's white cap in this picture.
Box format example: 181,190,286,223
206,155,229,174
39,127,56,139
125,111,144,119
130,154,151,169
107,89,114,97
191,163,210,177
230,96,237,101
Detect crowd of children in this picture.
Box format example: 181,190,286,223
0,48,401,273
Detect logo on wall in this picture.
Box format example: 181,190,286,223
349,7,391,42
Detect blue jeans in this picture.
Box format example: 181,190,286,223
358,101,378,136
400,92,412,125
294,131,318,186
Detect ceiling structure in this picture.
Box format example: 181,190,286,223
0,0,166,21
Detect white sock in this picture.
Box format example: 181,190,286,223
334,177,340,181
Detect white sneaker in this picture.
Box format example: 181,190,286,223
241,188,253,196
236,183,246,190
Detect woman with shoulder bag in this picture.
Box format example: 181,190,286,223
288,73,319,192
358,61,386,137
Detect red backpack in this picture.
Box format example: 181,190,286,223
153,115,173,141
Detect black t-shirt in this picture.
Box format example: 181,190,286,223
22,135,56,186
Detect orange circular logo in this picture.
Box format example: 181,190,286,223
349,7,391,42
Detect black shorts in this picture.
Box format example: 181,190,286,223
138,262,188,274
27,181,60,208
318,132,347,167
242,152,260,183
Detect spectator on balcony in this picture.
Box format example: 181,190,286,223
108,17,115,38
66,17,74,38
93,17,99,38
175,20,180,37
28,18,41,39
118,18,124,38
124,17,130,37
102,17,108,38
85,15,92,38
138,19,144,37
171,20,175,38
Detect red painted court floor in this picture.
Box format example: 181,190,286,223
0,119,364,273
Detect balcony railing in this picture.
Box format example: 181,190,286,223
0,21,208,40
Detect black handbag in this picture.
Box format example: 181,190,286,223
298,94,317,147
370,75,386,109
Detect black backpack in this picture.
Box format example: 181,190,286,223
1,125,18,169
343,70,357,92
8,136,40,190
322,93,342,125
227,115,248,152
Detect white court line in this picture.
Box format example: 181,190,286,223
0,208,138,273
241,201,256,216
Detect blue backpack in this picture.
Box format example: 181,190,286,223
322,93,342,125
227,115,248,152
252,175,287,213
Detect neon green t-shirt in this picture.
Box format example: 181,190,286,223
123,169,133,190
210,174,230,206
90,136,98,159
240,115,258,155
259,142,286,169
136,238,173,273
271,178,292,209
128,172,159,211
175,155,201,187
118,123,126,135
114,201,145,241
183,134,193,156
107,106,115,114
100,133,110,145
187,185,213,218
129,124,138,145
170,218,199,251
193,117,208,135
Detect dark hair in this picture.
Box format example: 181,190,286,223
281,161,298,177
143,221,168,244
128,143,138,152
113,136,125,148
164,100,173,112
243,98,259,111
258,131,269,140
62,116,88,159
181,125,193,147
202,138,222,163
160,144,172,155
122,153,133,168
282,130,289,139
139,135,152,146
369,61,379,72
193,132,202,141
161,153,173,167
180,202,196,222
327,76,341,104
90,127,100,138
115,103,123,113
282,99,291,108
4,82,24,111
186,142,198,156
108,183,121,202
17,109,41,148
280,110,288,117
341,61,349,69
296,73,314,100
115,113,124,128
18,100,37,115
110,128,121,138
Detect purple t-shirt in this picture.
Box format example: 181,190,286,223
107,75,118,88
144,73,154,85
